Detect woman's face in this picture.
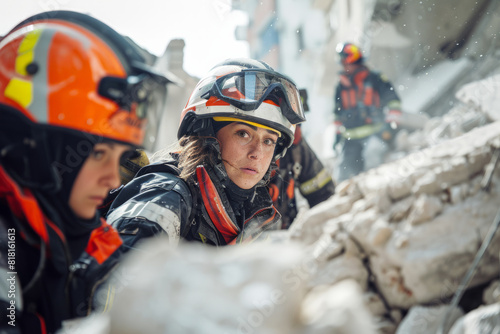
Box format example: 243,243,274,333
69,142,132,219
216,122,278,189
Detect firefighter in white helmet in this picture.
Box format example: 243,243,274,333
106,58,306,247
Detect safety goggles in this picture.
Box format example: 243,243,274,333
201,69,306,124
98,70,168,119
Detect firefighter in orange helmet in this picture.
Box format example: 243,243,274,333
333,42,402,182
0,11,169,333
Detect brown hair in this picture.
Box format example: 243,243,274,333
177,136,219,180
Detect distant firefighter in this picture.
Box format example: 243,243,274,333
333,42,402,182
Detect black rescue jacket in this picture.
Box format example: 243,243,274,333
105,160,281,249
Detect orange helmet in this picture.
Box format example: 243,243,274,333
336,42,363,64
0,10,169,147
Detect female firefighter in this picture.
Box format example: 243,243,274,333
106,58,306,247
0,11,168,333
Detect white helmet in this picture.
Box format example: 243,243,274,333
178,58,305,159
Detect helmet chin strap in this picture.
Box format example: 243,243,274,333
221,159,238,173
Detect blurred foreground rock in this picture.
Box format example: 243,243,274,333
105,240,309,334
63,239,376,334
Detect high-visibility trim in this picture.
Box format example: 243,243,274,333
213,116,282,137
5,78,32,108
198,233,208,244
17,29,41,74
101,284,116,313
387,99,401,109
106,200,181,247
341,123,384,140
85,218,122,265
299,168,333,196
4,30,42,109
196,165,239,244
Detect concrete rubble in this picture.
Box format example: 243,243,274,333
62,240,377,334
60,75,500,333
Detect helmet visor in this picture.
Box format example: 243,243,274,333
204,69,306,125
98,71,168,120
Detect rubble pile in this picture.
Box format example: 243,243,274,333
289,74,500,333
291,119,500,332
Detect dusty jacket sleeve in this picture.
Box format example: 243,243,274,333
105,172,193,251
